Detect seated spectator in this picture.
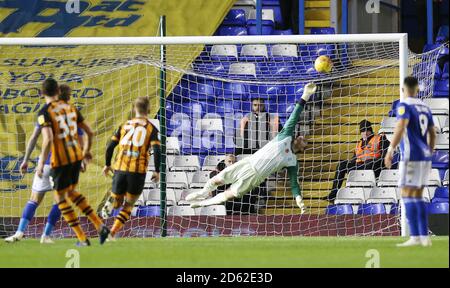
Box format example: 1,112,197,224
210,154,265,215
327,120,390,201
239,98,280,154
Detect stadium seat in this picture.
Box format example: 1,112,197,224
270,44,298,61
143,189,177,206
240,44,269,61
428,202,449,214
379,117,396,134
148,155,175,171
436,25,449,43
432,187,449,203
432,150,449,170
220,82,249,100
310,27,336,34
377,169,400,187
428,169,443,187
187,82,215,101
178,189,203,205
166,172,189,189
171,155,201,172
210,45,239,61
435,134,449,150
345,170,376,187
229,63,257,78
167,137,181,154
202,155,226,171
389,203,400,215
335,187,366,204
442,117,449,134
196,205,227,216
433,79,449,98
272,29,293,35
299,44,336,62
357,203,387,215
247,9,275,35
433,115,447,133
217,26,248,36
222,9,247,26
444,169,449,186
325,204,354,215
168,206,196,216
190,171,211,188
424,98,449,115
367,187,398,204
135,206,160,217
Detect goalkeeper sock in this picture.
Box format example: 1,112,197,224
403,197,419,237
44,204,61,236
111,205,132,237
58,199,86,242
199,192,228,207
17,200,38,233
69,190,103,231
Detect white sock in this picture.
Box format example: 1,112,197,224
199,192,228,207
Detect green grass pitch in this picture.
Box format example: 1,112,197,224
0,236,448,268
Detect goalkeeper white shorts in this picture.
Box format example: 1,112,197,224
398,161,431,188
217,159,262,198
31,164,53,193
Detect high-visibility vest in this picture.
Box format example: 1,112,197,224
355,135,382,163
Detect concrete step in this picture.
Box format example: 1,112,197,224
305,9,330,21
305,20,330,28
331,85,399,97
320,105,391,116
308,123,381,135
339,77,399,85
313,115,385,125
305,0,330,8
324,95,398,105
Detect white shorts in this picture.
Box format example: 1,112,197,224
31,165,53,193
398,161,431,188
216,159,262,198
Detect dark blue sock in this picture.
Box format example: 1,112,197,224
415,199,429,236
44,204,61,236
403,197,419,237
17,201,38,233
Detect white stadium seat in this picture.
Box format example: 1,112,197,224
166,137,181,154
196,205,227,216
190,171,211,188
367,187,398,204
377,169,400,187
202,155,226,171
428,169,442,186
379,117,396,134
248,9,274,22
345,170,376,187
170,155,200,172
166,172,189,189
142,188,176,206
423,98,449,115
271,44,298,58
241,44,269,58
335,187,366,204
229,63,256,77
211,45,239,60
177,189,203,205
167,206,196,216
435,133,449,150
444,170,449,186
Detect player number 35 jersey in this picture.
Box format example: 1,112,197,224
111,117,160,174
37,100,84,168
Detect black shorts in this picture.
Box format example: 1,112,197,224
50,161,82,191
112,171,146,196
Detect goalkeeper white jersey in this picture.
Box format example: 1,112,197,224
247,135,298,180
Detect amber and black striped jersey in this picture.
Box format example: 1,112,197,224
37,100,84,168
111,117,160,174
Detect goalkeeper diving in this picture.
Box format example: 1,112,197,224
187,83,317,212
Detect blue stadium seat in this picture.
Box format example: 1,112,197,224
188,82,215,101
325,204,354,215
432,150,449,170
247,23,274,35
193,61,229,77
310,27,336,34
423,43,441,53
428,202,449,214
135,206,160,217
222,9,246,26
299,44,336,62
434,79,449,98
436,25,449,43
272,29,293,35
389,203,400,215
218,26,248,36
442,63,449,79
220,82,250,100
432,187,449,203
357,203,387,215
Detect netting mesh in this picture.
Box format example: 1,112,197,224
0,38,442,238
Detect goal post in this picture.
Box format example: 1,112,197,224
1,33,442,239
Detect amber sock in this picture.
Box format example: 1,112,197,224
111,205,132,237
69,191,103,231
58,199,86,242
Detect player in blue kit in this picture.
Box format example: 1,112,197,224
5,84,86,244
384,76,436,247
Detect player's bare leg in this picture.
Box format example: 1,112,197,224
186,175,226,202
397,187,431,247
190,189,235,208
110,193,139,239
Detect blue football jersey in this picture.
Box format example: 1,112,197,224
396,97,434,161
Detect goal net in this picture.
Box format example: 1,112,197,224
0,35,442,238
